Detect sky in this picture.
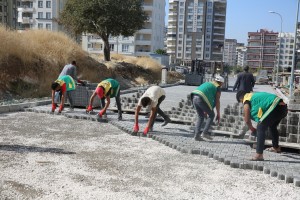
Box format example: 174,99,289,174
165,0,298,44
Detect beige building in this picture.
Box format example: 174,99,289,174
247,29,278,72
223,39,236,67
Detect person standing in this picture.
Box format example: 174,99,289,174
51,75,76,113
86,78,122,120
233,66,255,93
133,86,171,136
236,90,287,161
191,76,224,141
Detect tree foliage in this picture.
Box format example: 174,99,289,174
59,0,148,61
154,49,168,55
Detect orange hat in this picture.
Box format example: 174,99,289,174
96,87,104,98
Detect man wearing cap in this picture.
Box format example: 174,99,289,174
236,90,287,161
233,66,255,93
51,75,76,113
59,61,84,85
86,78,122,120
191,75,224,141
133,86,171,136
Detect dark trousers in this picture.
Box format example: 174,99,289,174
192,95,215,136
101,88,122,117
256,104,288,154
150,95,170,128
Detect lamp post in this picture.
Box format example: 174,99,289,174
290,0,300,98
269,11,283,87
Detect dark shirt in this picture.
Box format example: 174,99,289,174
233,71,255,93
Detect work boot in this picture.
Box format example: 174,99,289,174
161,118,171,127
194,133,203,141
118,110,122,121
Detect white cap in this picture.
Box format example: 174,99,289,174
215,75,224,83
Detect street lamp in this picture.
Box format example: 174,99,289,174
269,11,283,87
290,0,300,98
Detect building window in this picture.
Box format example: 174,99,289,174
38,23,43,29
109,44,114,51
179,28,183,32
46,12,51,19
180,2,184,6
38,1,43,8
38,12,43,19
122,44,129,52
46,23,51,30
46,1,51,8
180,8,184,13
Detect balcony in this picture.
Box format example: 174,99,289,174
138,28,152,34
21,0,36,1
18,17,34,24
135,39,151,45
18,7,35,13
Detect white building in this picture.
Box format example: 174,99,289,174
82,0,166,57
17,0,66,31
166,0,227,66
278,32,294,70
236,44,247,67
223,39,236,67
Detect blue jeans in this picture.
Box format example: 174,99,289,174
192,95,215,136
256,104,287,154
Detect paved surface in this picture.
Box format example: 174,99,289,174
24,82,300,188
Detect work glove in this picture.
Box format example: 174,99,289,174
98,109,105,117
143,126,150,136
250,127,257,137
133,123,139,133
86,105,93,112
51,103,57,112
77,79,86,86
58,105,64,113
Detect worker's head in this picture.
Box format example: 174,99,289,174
236,90,247,103
96,86,104,99
244,66,249,72
71,60,76,66
51,82,61,91
141,97,151,107
214,75,224,85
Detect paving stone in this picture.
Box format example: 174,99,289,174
294,177,300,187
270,170,278,177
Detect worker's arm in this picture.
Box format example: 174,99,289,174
89,92,97,106
133,105,142,132
215,91,221,124
59,91,66,112
51,90,55,104
101,96,110,113
243,103,256,132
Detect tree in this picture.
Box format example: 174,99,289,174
59,0,148,61
154,49,167,55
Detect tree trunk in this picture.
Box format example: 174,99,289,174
102,35,110,61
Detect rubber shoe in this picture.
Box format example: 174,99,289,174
194,135,204,141
161,119,171,127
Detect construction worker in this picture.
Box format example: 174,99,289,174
133,86,171,136
86,78,122,120
191,75,224,141
59,60,85,85
236,90,287,161
51,75,76,113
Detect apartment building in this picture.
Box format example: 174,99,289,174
235,43,247,67
82,0,166,57
247,29,278,72
167,0,227,66
17,0,66,31
223,39,236,67
278,32,294,70
0,0,18,29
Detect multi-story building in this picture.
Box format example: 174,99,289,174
278,32,294,70
17,0,66,31
0,0,18,29
82,0,166,57
235,43,247,67
167,0,227,66
247,29,278,72
223,39,236,67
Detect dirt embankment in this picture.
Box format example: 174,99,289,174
0,27,182,100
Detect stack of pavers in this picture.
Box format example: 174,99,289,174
71,82,101,108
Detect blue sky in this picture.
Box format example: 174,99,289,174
165,0,298,44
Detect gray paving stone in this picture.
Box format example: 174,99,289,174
285,174,294,184
294,177,300,187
